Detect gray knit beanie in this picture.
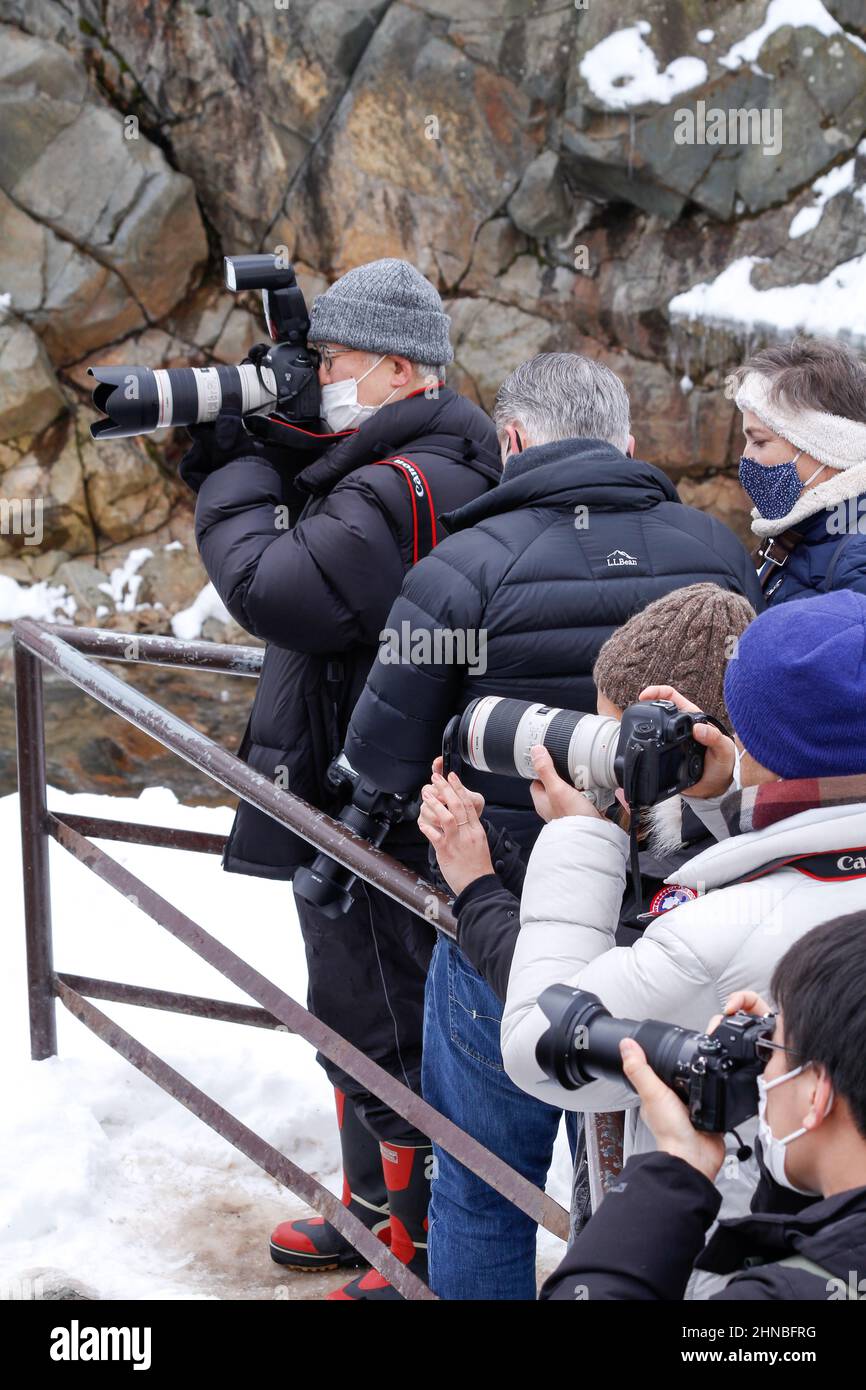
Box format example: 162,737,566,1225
307,258,454,366
593,583,757,730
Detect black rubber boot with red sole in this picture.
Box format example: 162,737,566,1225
328,1141,432,1299
270,1089,390,1272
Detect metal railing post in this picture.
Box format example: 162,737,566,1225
13,638,56,1059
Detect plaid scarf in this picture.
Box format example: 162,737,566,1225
721,774,866,837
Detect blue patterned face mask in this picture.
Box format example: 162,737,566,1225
738,450,825,520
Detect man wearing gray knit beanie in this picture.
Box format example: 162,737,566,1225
307,258,454,433
179,257,501,1298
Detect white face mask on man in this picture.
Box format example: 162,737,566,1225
320,355,400,433
756,1063,834,1195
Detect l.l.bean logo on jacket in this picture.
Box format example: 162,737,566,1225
606,549,640,567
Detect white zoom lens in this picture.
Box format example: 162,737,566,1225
457,696,620,799
235,361,278,416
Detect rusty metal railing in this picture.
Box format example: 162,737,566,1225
12,617,623,1299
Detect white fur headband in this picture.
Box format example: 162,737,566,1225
735,370,866,472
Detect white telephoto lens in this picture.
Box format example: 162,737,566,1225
192,367,224,423
567,716,619,795
511,703,562,778
153,369,173,429
236,361,278,415
461,696,500,772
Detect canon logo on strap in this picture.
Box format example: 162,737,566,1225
838,853,866,872
391,456,426,497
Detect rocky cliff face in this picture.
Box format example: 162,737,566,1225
2,0,865,803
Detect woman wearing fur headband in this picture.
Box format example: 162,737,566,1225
733,337,866,604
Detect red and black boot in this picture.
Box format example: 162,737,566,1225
328,1141,432,1299
270,1089,390,1272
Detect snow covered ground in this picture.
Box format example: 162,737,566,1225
0,783,571,1301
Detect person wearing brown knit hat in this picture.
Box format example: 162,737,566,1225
592,583,755,855
593,582,757,733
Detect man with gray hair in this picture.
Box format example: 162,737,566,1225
345,350,763,1299
494,351,632,451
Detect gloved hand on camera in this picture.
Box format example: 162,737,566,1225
178,408,263,494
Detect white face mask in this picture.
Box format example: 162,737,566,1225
320,355,399,433
756,1063,833,1195
731,744,744,792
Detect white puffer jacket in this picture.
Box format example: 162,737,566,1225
501,795,866,1163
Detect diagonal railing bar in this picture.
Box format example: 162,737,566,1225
14,618,454,927
47,812,571,1241
52,812,227,855
54,979,436,1301
41,623,264,676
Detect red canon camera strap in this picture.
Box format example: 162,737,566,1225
373,456,437,565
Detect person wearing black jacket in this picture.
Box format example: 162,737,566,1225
179,259,501,1298
344,352,765,1300
542,910,866,1301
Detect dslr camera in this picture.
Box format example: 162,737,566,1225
294,694,716,919
536,984,775,1133
87,254,321,439
442,695,713,810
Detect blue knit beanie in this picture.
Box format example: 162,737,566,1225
723,589,866,778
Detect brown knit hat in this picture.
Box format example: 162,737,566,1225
593,583,756,730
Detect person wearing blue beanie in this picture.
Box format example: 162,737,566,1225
724,589,866,781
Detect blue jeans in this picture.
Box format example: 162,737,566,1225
422,936,578,1300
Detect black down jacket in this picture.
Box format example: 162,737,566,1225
541,1149,866,1301
192,388,502,878
344,437,765,811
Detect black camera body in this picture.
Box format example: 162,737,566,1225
536,984,775,1134
224,254,321,425
614,699,708,807
292,753,420,918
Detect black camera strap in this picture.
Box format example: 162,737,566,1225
636,845,866,929
722,846,866,889
372,456,437,564
316,456,437,765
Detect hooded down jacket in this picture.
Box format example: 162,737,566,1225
191,387,502,878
